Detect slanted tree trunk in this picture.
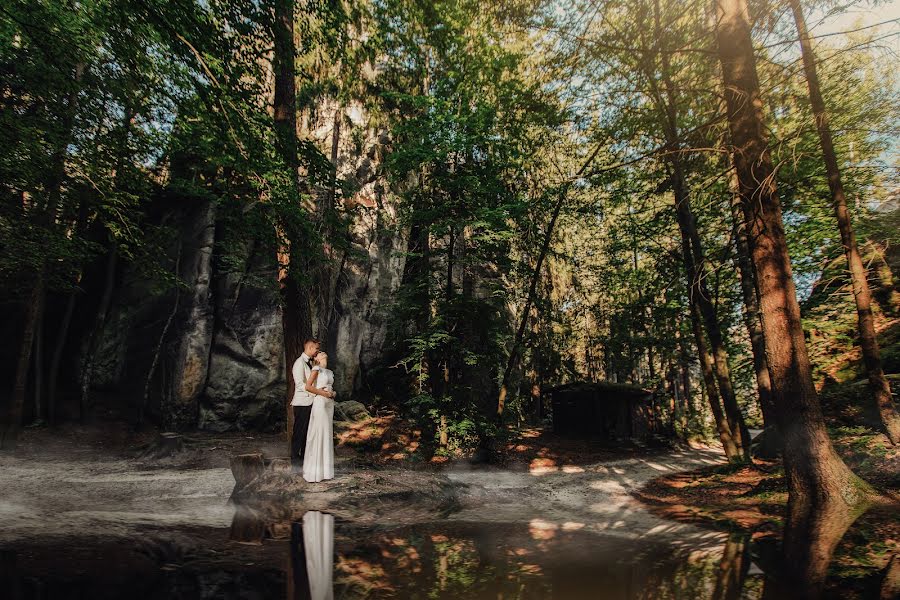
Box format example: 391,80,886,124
47,282,79,425
497,143,604,416
80,104,133,422
673,174,751,461
714,0,873,585
678,323,693,424
730,176,780,455
691,299,741,459
139,241,183,427
790,0,900,445
497,186,568,417
47,142,97,425
647,1,750,460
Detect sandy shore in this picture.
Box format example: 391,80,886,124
0,424,726,549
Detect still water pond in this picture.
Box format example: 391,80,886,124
1,511,887,599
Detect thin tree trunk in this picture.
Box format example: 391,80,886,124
497,187,565,417
80,102,134,422
714,0,873,584
673,174,751,461
48,286,77,425
649,0,749,460
730,175,779,454
326,105,342,216
140,241,183,427
691,298,741,459
790,0,900,444
3,279,45,448
496,143,604,416
678,323,693,423
33,301,45,424
79,246,118,421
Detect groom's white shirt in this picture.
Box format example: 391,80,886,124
290,352,314,407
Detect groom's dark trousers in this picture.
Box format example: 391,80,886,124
291,404,313,466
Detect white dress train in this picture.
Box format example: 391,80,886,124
302,366,335,483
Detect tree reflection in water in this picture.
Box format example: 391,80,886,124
2,505,894,598
273,508,895,599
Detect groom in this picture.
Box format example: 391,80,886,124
291,337,320,472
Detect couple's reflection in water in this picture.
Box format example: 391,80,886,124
223,499,898,599
290,511,334,600
229,505,334,600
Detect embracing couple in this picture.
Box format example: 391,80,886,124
290,338,337,483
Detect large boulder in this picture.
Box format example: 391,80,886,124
335,400,370,422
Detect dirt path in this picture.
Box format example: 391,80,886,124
0,426,726,549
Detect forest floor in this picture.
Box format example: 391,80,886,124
0,421,728,550
634,432,900,588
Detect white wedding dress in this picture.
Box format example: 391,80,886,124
303,366,335,483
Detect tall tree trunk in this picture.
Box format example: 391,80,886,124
648,1,750,460
730,175,779,454
140,241,183,427
317,103,344,343
80,103,134,422
673,173,751,461
273,0,300,196
497,187,568,417
790,0,900,444
272,0,312,446
678,323,693,420
714,0,873,585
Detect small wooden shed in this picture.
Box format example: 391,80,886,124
544,381,657,442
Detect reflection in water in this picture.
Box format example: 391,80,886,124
1,506,895,599
293,511,334,600
782,494,867,599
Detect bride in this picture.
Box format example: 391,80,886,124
302,352,336,483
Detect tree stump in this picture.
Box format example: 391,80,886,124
230,453,265,492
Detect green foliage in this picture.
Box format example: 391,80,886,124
373,0,564,450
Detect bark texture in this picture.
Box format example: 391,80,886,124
730,179,780,456
713,2,872,572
